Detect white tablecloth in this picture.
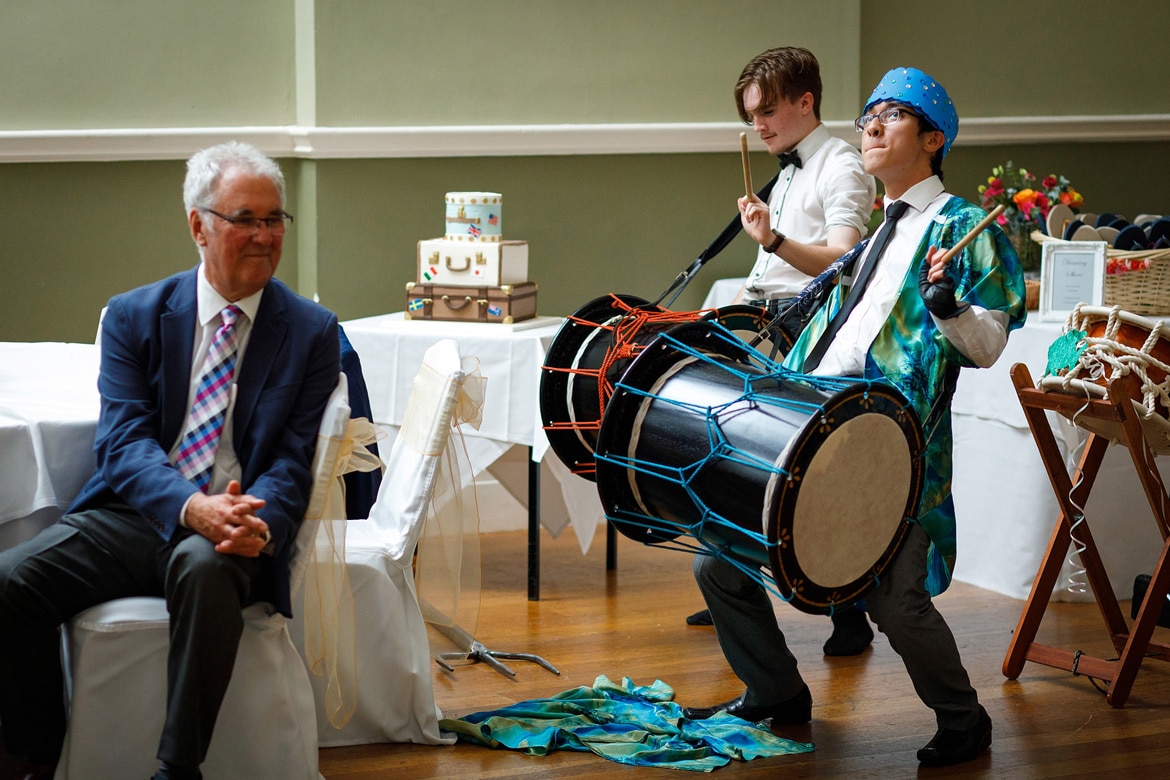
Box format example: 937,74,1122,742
701,277,746,309
339,313,605,550
0,342,100,524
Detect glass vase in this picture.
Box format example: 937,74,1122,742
1007,221,1042,274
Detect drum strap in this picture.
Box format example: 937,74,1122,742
653,170,782,308
922,365,961,445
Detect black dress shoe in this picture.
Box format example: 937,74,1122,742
917,706,992,766
823,605,874,656
685,608,713,626
683,684,812,725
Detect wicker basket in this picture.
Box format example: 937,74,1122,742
1032,231,1170,316
1024,279,1041,310
1103,249,1170,315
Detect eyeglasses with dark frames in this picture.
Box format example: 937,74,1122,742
854,106,920,133
201,208,294,234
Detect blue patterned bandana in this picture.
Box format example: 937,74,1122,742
864,67,958,159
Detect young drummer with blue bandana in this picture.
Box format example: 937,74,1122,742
685,68,1026,767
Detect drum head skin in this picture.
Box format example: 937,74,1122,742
765,387,921,613
595,320,925,615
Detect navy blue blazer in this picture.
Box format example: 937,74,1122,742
69,266,340,617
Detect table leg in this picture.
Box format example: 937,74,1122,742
606,520,617,571
528,446,540,601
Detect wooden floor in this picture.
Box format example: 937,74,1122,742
319,528,1170,779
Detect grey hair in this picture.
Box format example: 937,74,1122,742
182,141,286,214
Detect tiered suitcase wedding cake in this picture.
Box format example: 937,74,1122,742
405,192,537,323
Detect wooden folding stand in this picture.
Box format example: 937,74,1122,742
1002,362,1170,707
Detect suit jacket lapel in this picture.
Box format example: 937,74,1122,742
159,272,198,448
233,283,288,446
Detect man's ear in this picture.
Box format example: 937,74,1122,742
189,209,208,247
922,129,945,155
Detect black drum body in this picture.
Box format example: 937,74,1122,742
593,321,925,615
540,294,777,479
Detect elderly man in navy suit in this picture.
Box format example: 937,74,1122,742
0,142,339,780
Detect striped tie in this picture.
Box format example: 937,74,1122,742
175,304,241,492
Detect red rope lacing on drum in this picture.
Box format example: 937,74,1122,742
543,295,708,475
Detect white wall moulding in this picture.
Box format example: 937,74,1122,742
1,115,1168,163
958,115,1170,145
0,128,300,163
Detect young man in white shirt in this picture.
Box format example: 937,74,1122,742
689,47,878,657
733,47,875,313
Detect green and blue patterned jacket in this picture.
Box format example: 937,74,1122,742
782,195,1027,594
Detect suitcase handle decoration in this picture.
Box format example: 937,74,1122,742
440,294,475,311
445,255,471,273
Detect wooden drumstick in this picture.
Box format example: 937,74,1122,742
740,132,753,198
935,204,1006,266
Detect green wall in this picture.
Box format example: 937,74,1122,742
860,1,1170,118
0,0,295,129
314,152,759,321
2,1,1168,342
315,0,862,124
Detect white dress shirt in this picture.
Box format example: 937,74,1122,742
811,176,1010,376
170,263,265,519
743,124,875,299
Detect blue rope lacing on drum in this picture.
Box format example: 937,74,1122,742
595,325,890,605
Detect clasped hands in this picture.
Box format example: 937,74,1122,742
185,480,271,557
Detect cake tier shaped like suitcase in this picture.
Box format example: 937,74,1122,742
405,281,537,324
417,239,528,287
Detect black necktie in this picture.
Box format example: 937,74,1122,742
777,150,802,170
802,200,910,373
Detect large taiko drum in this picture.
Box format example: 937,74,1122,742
1038,304,1170,453
592,321,925,615
540,294,788,479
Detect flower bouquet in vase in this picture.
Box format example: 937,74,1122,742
978,162,1083,308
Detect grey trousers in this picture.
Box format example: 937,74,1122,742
0,503,265,768
694,523,981,730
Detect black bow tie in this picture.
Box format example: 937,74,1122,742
777,150,802,170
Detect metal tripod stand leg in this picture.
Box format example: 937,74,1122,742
431,620,559,678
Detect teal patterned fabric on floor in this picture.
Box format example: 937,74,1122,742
439,676,814,772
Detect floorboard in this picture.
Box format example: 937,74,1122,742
319,527,1170,779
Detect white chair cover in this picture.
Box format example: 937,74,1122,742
294,338,469,747
55,374,354,780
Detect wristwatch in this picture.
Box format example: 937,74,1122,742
764,229,786,254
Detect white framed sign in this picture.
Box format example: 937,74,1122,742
1039,240,1107,322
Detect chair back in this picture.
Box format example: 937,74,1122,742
291,372,351,597
294,340,467,744
370,339,465,562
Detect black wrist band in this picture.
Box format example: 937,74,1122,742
764,229,786,254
